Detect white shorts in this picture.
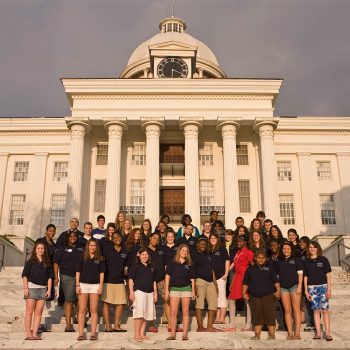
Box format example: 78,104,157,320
132,290,156,321
217,277,228,308
80,283,100,294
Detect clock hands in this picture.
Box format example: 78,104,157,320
171,68,183,77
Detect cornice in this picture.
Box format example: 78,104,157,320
0,143,69,147
0,131,70,136
72,107,273,112
71,94,274,101
275,130,350,136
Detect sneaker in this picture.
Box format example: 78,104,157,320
148,326,158,333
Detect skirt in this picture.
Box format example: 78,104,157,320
228,271,244,300
100,283,127,305
132,290,156,321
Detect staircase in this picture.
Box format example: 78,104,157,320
0,266,350,349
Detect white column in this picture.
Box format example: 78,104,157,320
254,121,280,224
0,153,9,232
336,152,350,234
26,153,49,238
180,121,202,228
297,152,318,235
143,121,164,226
104,121,127,223
217,121,240,229
65,121,90,223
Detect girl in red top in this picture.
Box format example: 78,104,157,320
227,235,254,331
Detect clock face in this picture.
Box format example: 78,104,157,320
157,57,188,78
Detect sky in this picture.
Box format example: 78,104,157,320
0,0,349,117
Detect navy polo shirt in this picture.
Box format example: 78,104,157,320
100,237,113,256
92,228,106,240
56,229,83,248
128,263,155,293
147,248,166,282
303,256,331,286
276,256,304,289
176,235,197,257
209,247,230,280
104,247,128,284
166,261,194,288
268,254,280,273
22,260,53,286
160,244,178,265
243,264,279,297
192,251,214,282
125,244,143,268
53,245,83,277
77,256,106,284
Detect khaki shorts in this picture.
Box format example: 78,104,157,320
100,283,127,305
195,278,218,311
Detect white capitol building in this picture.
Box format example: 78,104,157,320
0,16,350,246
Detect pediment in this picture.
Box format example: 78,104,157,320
149,41,198,52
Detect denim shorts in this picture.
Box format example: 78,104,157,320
281,284,298,294
307,284,329,310
25,288,47,300
60,274,76,302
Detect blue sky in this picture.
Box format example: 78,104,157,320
0,0,349,117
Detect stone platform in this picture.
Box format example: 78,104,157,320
0,266,349,349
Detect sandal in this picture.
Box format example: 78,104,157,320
293,335,301,340
313,335,321,340
90,335,97,341
182,335,189,341
77,336,84,341
64,327,75,332
286,335,294,340
267,335,276,340
24,336,34,340
166,336,176,340
224,327,236,332
33,336,42,340
250,335,260,340
326,335,333,341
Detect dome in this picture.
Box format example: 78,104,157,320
120,17,226,79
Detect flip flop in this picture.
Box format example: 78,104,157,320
77,336,84,341
89,335,97,341
326,335,333,341
112,329,127,332
166,336,176,340
24,337,34,340
182,335,189,341
313,335,321,340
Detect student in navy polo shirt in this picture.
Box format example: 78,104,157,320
114,210,126,234
277,241,304,340
165,244,195,341
101,232,128,332
91,215,106,240
154,220,167,245
208,233,230,325
128,248,157,342
176,224,197,258
304,241,332,341
192,237,219,332
140,219,152,241
125,228,145,271
198,221,211,241
243,250,281,340
100,223,116,256
160,229,178,266
299,236,315,332
77,222,93,250
147,232,168,333
53,231,83,332
22,242,53,340
287,228,301,256
55,218,83,248
249,231,266,254
76,238,105,341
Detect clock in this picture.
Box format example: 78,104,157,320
157,57,188,78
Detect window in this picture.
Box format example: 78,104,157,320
167,23,172,32
199,144,213,166
13,162,29,182
320,194,336,225
53,162,68,182
51,195,66,226
317,161,332,181
277,161,292,181
236,144,248,165
238,180,251,213
130,180,145,206
132,144,146,165
9,195,26,225
94,180,106,212
279,194,295,225
200,180,214,206
174,23,178,32
96,143,108,165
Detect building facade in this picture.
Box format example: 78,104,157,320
1,17,350,243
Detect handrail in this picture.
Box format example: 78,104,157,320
337,243,350,268
0,243,5,271
24,247,31,263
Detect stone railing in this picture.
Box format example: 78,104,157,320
200,206,225,215
119,206,145,215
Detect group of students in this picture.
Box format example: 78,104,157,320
22,210,333,342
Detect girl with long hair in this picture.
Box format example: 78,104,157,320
249,218,261,234
208,233,230,325
100,222,116,255
140,219,152,239
22,242,52,340
277,241,304,339
128,248,157,342
165,244,195,341
249,231,266,254
270,225,284,244
76,239,105,341
114,211,126,234
160,229,178,266
121,219,132,238
304,241,332,341
125,228,144,271
287,228,301,256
